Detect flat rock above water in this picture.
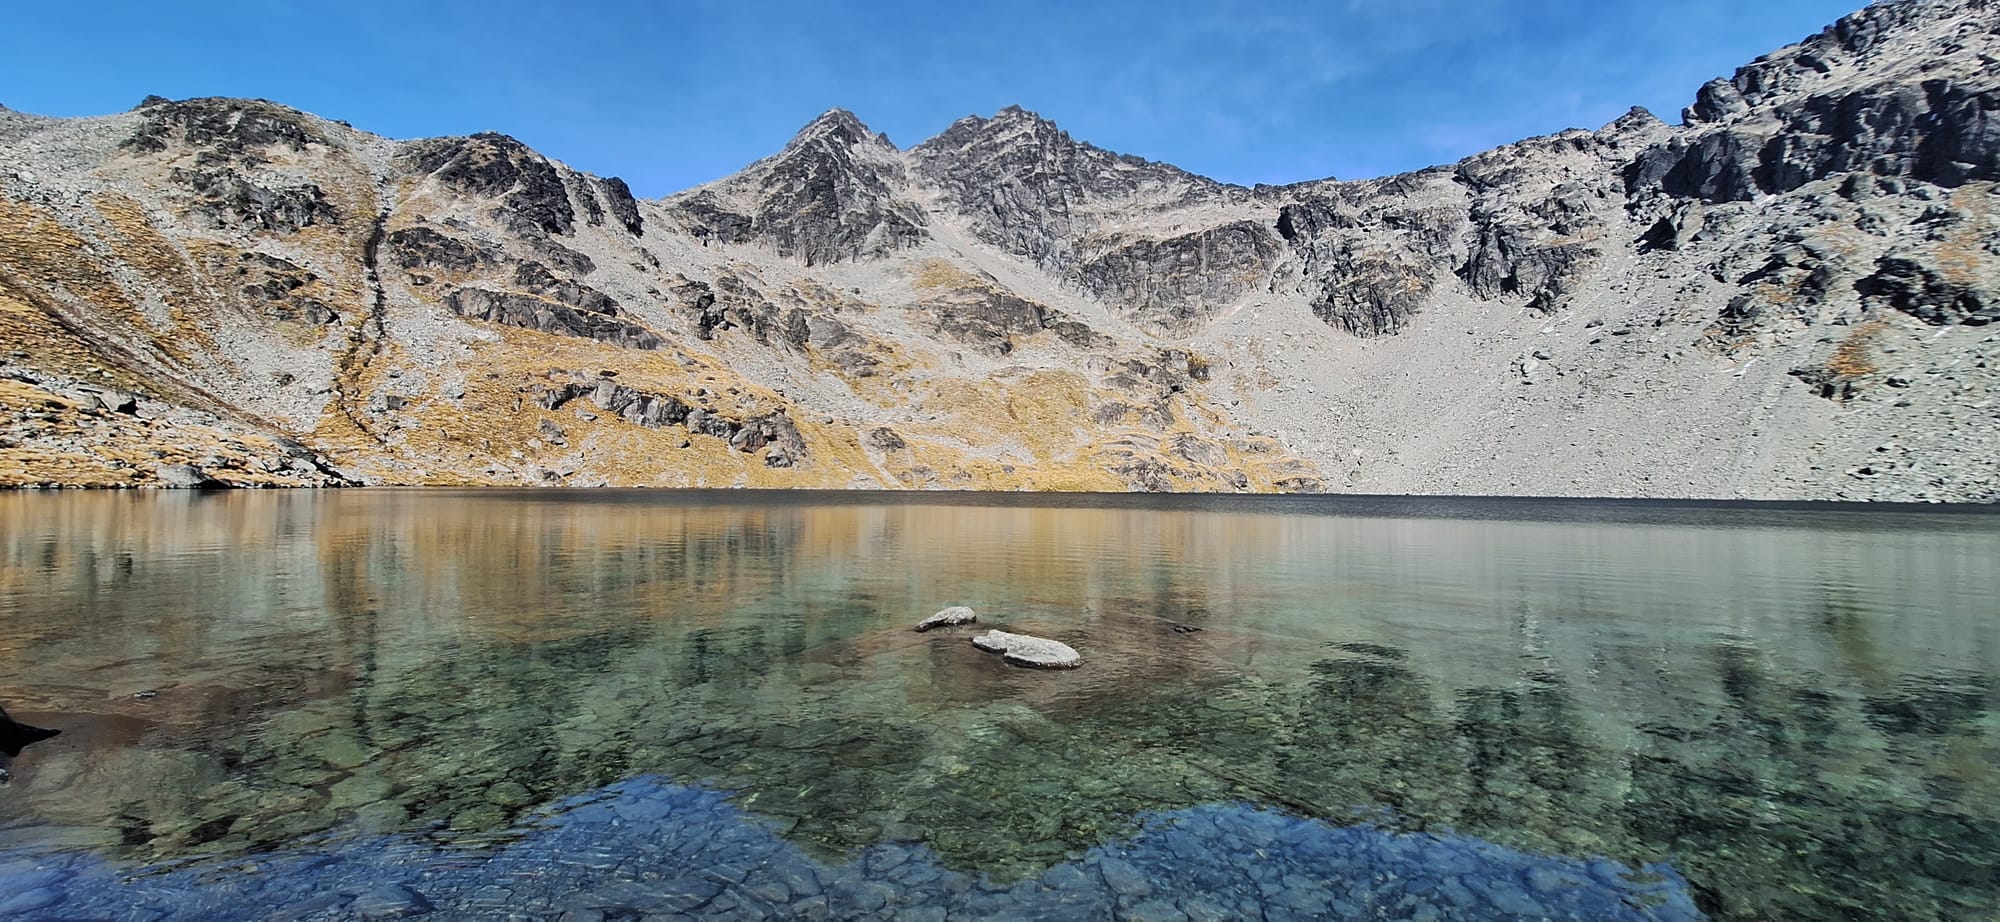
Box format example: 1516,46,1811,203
970,629,1081,669
913,606,977,632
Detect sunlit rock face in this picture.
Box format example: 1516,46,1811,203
2,0,1998,498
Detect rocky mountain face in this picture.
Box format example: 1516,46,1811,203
1,0,1995,498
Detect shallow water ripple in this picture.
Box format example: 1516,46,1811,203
0,775,1697,921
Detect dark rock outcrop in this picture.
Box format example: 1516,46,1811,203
444,288,662,349
528,238,595,276
1459,219,1595,315
928,289,1048,356
1915,80,2000,186
403,133,576,236
865,427,906,451
1103,349,1207,394
1278,196,1449,337
124,98,324,166
1045,314,1113,350
1078,222,1282,329
595,177,645,236
567,173,605,228
512,262,619,314
173,168,336,233
1636,12,2000,204
1638,202,1708,252
536,374,807,466
1306,244,1434,337
664,110,926,266
1683,0,1968,125
670,193,755,247
386,227,496,274
666,273,801,345
1858,252,1998,325
230,252,337,324
912,106,1222,273
668,276,727,340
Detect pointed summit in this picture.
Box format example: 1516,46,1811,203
786,107,895,152
915,105,1067,159
992,104,1045,123
660,107,924,266
910,105,1223,271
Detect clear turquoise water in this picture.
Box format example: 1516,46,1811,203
0,490,1995,919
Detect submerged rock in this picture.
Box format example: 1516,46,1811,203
970,630,1081,669
349,883,433,919
914,606,977,632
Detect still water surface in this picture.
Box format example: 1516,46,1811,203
0,490,1996,919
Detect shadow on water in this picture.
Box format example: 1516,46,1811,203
0,490,1995,919
1,776,1700,921
0,705,61,787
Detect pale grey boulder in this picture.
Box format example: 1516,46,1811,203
914,606,977,632
154,464,224,489
970,630,1081,669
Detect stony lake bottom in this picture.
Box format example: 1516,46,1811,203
0,489,1995,921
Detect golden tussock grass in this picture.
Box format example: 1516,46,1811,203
1827,320,1889,379
319,325,881,487
0,197,154,336
911,259,984,293
1933,187,1994,287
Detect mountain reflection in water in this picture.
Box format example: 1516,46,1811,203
0,490,1995,920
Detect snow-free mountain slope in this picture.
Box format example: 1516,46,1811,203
0,0,1993,498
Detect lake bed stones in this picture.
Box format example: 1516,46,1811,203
970,630,1081,669
914,606,978,632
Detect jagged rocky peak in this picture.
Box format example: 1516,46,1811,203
1684,0,1989,124
785,107,897,153
661,108,926,266
911,105,1227,271
1631,0,2000,203
399,132,582,237
392,130,644,239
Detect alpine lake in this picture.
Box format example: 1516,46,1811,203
0,489,1996,920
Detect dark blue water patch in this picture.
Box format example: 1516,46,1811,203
0,776,1699,921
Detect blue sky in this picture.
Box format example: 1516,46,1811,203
5,0,1866,197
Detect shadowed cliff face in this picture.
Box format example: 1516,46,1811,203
0,0,1997,498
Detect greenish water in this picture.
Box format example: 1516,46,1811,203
0,490,1996,919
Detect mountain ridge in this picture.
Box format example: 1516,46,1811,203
0,0,1994,498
